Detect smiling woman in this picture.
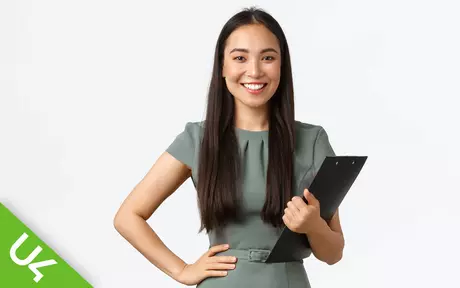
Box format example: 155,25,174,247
114,6,344,288
223,25,281,108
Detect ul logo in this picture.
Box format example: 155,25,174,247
9,232,58,283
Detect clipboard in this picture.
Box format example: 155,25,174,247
264,156,368,263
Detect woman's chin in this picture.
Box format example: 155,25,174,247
236,97,271,109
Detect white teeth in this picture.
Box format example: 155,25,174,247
243,83,265,90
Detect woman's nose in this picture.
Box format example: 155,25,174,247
247,60,263,78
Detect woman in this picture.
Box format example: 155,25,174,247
114,7,345,288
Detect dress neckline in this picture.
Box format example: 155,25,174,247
234,126,269,140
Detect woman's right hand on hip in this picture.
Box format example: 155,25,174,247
175,244,237,286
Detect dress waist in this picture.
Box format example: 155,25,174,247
216,248,303,264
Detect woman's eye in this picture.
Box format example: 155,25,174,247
263,56,274,61
234,56,245,61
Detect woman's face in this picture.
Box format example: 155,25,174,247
222,24,281,109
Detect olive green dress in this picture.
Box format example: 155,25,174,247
166,120,335,288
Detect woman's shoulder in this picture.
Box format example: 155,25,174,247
294,120,335,164
182,120,205,129
178,121,205,137
294,120,328,141
165,121,205,169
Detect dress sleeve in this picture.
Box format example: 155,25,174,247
166,122,196,169
312,127,336,175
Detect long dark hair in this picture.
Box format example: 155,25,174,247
197,7,295,233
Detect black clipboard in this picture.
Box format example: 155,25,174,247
264,156,368,263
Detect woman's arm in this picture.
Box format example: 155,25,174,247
113,151,192,280
284,190,345,265
306,209,345,265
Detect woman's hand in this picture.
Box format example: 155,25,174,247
282,188,322,235
174,244,237,286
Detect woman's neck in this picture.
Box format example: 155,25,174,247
233,101,270,131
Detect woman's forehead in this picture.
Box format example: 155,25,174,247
225,24,280,53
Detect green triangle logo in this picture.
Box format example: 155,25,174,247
0,203,93,287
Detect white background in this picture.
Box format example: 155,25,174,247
1,0,460,287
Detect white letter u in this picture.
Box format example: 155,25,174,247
10,232,58,283
10,232,41,265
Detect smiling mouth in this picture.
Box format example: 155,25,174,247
241,83,267,91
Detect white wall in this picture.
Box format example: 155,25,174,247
1,0,459,287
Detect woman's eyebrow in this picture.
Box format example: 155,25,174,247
229,48,279,54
